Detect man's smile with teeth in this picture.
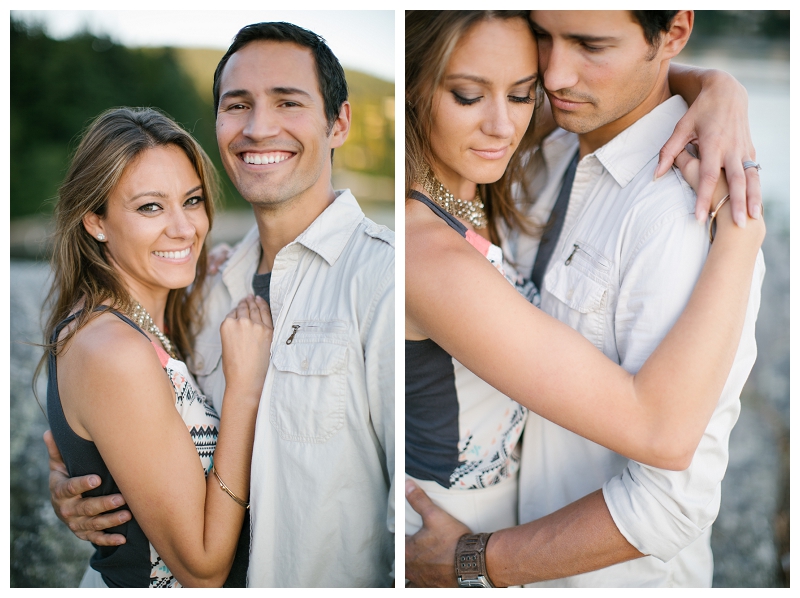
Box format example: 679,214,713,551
153,247,191,259
242,152,293,165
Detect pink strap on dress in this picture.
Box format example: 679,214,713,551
151,342,171,368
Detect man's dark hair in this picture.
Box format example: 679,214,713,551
630,11,679,47
213,22,348,133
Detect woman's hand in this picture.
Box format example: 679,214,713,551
220,295,273,402
674,146,729,208
674,147,765,246
659,66,761,226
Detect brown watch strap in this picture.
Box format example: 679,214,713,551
455,532,494,587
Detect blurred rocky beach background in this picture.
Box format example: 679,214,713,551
9,10,789,587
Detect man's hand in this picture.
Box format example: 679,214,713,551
44,430,130,545
658,68,761,226
404,480,470,588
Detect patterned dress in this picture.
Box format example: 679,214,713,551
148,344,220,587
405,191,539,533
48,308,221,587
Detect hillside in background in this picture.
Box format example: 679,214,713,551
10,20,394,220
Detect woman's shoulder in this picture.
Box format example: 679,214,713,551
63,309,161,376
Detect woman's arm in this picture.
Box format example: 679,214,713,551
62,296,272,587
406,194,764,470
663,63,761,225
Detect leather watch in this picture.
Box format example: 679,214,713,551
455,532,494,587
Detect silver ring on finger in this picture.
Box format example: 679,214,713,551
743,160,761,171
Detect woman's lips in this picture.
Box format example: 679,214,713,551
152,246,193,263
471,147,509,160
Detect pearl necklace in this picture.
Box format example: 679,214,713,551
417,164,487,229
126,300,177,359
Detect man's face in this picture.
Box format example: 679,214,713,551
216,40,343,208
529,11,667,142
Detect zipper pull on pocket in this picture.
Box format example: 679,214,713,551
286,324,300,345
565,244,579,266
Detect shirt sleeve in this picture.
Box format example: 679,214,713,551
362,259,395,576
602,197,764,563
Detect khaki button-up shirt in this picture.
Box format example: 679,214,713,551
507,97,765,587
193,190,394,587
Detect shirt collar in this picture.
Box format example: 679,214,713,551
293,189,364,267
220,188,364,293
593,95,689,188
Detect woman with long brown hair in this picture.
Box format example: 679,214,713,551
405,8,763,550
41,107,272,587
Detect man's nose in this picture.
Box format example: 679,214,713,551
541,41,579,94
243,104,280,140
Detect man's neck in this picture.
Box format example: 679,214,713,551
578,72,672,158
254,184,337,274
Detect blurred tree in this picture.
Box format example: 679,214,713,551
11,18,222,218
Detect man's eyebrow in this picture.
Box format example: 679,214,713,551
270,86,312,98
445,74,538,86
219,89,251,103
529,20,618,44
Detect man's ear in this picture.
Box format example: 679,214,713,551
329,101,351,150
83,211,105,241
661,11,693,60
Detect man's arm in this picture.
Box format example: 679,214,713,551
663,63,761,225
405,481,642,587
44,430,131,545
407,181,763,587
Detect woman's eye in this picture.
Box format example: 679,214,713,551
185,196,204,207
138,203,161,214
452,91,480,106
510,95,534,105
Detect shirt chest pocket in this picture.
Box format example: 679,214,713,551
543,241,611,350
270,320,349,443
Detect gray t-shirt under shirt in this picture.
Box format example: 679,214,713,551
252,272,271,307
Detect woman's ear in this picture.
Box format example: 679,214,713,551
83,212,106,242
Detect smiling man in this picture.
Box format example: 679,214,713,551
46,22,394,588
405,10,763,588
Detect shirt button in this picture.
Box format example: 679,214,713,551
301,359,309,370
567,289,574,300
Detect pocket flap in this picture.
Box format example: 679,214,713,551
272,341,347,376
545,253,609,314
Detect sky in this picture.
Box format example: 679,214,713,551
10,10,395,82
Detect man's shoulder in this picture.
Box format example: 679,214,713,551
361,217,395,248
343,216,395,270
623,165,699,236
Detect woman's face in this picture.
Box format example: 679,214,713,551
429,18,538,199
88,144,209,301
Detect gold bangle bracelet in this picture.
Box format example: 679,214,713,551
708,194,731,244
211,464,250,509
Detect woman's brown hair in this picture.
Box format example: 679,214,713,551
36,107,218,389
406,10,544,245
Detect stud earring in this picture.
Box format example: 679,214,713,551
97,233,106,241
